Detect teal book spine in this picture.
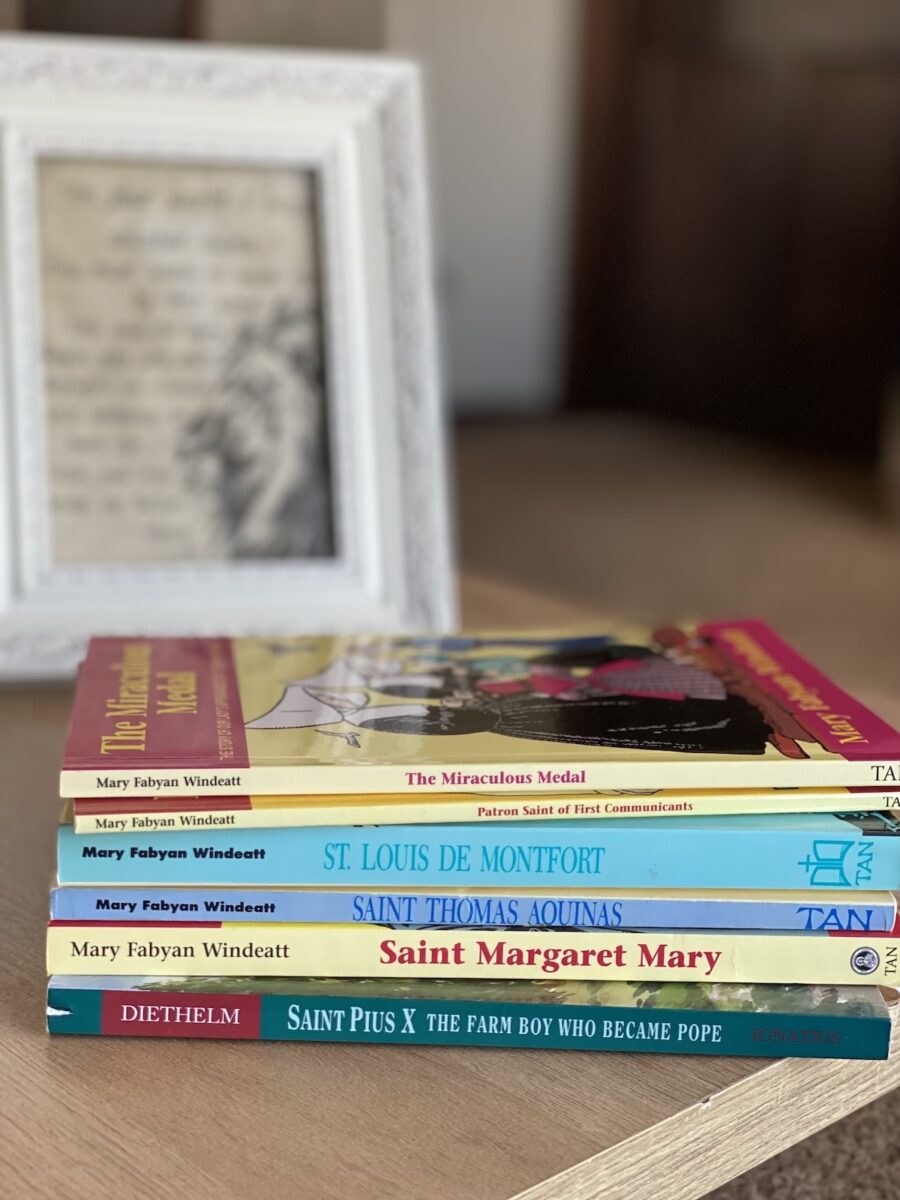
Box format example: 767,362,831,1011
56,811,900,890
47,978,892,1059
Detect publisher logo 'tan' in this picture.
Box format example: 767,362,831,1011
797,840,853,887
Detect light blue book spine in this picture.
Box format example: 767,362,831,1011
55,813,900,890
48,886,896,931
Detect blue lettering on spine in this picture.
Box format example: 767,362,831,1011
855,841,874,887
795,905,875,931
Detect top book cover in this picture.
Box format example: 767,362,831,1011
60,621,900,798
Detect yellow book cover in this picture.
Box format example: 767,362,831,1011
61,622,900,797
46,921,900,985
72,785,900,834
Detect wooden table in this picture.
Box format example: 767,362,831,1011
2,577,899,1200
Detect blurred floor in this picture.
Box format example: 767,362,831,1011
456,410,900,1199
457,413,900,700
705,1083,900,1200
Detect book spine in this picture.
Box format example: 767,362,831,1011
45,922,900,985
59,757,900,798
46,984,891,1060
48,886,898,932
55,820,900,890
699,620,900,760
71,790,900,833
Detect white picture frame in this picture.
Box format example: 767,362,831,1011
0,35,456,680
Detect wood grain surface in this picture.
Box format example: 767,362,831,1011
1,574,898,1200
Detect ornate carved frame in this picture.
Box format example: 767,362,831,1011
0,36,455,678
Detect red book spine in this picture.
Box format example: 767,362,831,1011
64,637,249,771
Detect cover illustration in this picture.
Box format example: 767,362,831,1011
61,622,900,796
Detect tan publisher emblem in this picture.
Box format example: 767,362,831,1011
850,947,880,975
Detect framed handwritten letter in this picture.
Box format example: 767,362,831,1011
0,37,454,678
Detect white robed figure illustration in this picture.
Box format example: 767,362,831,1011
243,635,780,754
244,649,462,743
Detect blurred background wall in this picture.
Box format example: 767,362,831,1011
3,0,900,700
568,0,900,462
6,0,900,457
4,0,581,414
387,0,578,413
203,0,580,415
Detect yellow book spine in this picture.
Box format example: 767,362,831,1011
59,758,900,798
72,787,899,834
46,923,900,985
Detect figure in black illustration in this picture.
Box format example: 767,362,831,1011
246,635,773,755
361,690,771,755
832,812,900,837
178,302,334,559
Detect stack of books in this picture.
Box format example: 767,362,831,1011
47,621,900,1060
